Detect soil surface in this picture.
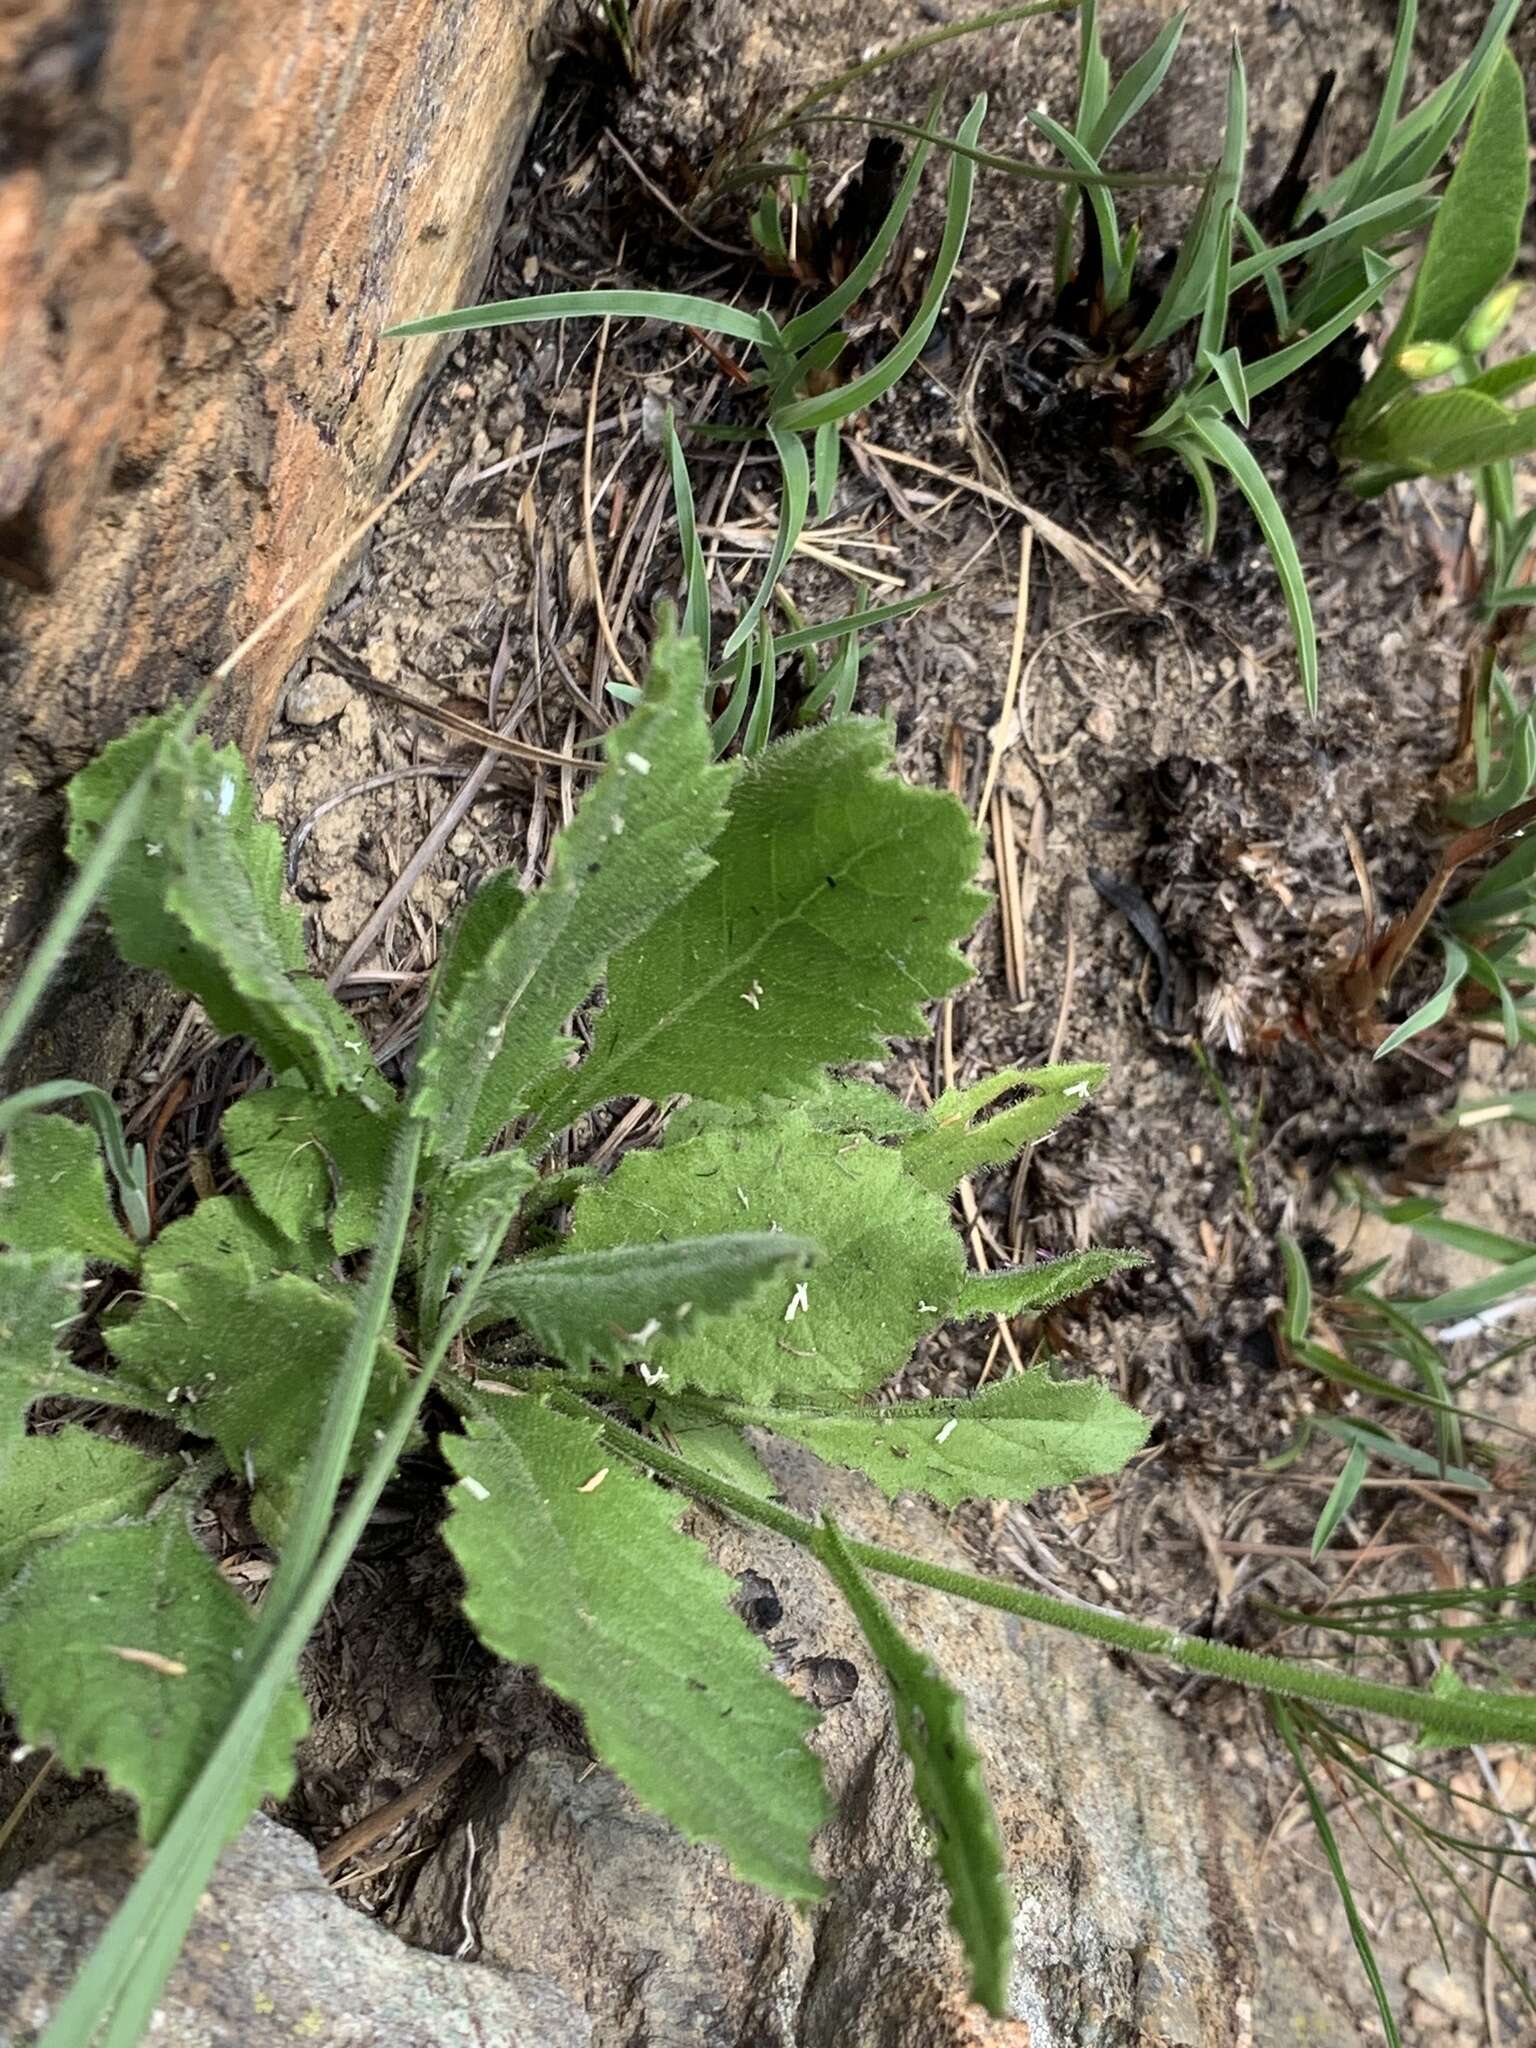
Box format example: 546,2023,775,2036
18,1,1535,2040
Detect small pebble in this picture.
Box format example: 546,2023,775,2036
284,669,351,727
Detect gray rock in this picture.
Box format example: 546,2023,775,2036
0,1810,589,2048
394,1447,1271,2048
1404,1960,1481,2026
284,667,352,726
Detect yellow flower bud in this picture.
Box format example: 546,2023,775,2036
1462,281,1523,356
1396,341,1462,380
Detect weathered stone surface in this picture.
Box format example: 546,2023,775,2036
284,667,353,728
0,1811,591,2048
0,0,553,1045
394,1446,1269,2048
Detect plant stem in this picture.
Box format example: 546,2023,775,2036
785,112,1206,190
262,1114,424,1630
574,1401,1536,1745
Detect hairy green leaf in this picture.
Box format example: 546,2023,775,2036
650,1413,779,1499
0,1506,307,1843
955,1247,1143,1319
568,1112,965,1397
725,1366,1148,1506
0,1082,149,1242
0,1429,174,1582
418,1150,539,1339
901,1064,1104,1195
1346,48,1530,438
465,1230,815,1366
108,1224,410,1541
562,719,985,1120
0,1249,83,1379
814,1517,1012,2016
444,1393,829,1895
0,1250,173,1441
410,622,731,1167
665,1074,926,1148
222,1085,399,1256
0,1111,139,1269
1348,387,1536,479
66,717,379,1099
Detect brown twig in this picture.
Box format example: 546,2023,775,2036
318,1738,478,1878
585,315,638,699
347,674,600,775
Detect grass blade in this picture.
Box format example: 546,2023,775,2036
774,585,948,655
386,288,770,346
1312,1442,1369,1556
719,425,810,662
1228,184,1435,293
663,413,710,672
799,607,870,723
1312,1415,1487,1489
1128,39,1245,359
1401,1247,1536,1330
1328,0,1418,216
1242,263,1399,401
1375,936,1469,1057
1235,210,1290,333
793,110,1204,192
767,0,1071,133
742,622,778,757
711,638,755,754
1030,109,1126,295
780,100,941,356
1087,8,1187,156
1181,409,1318,711
1197,196,1236,363
1202,345,1250,427
813,421,841,521
1279,1233,1312,1345
772,98,986,434
1376,0,1520,194
1273,1705,1404,2047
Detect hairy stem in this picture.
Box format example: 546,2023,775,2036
568,1398,1536,1745
263,1115,424,1627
